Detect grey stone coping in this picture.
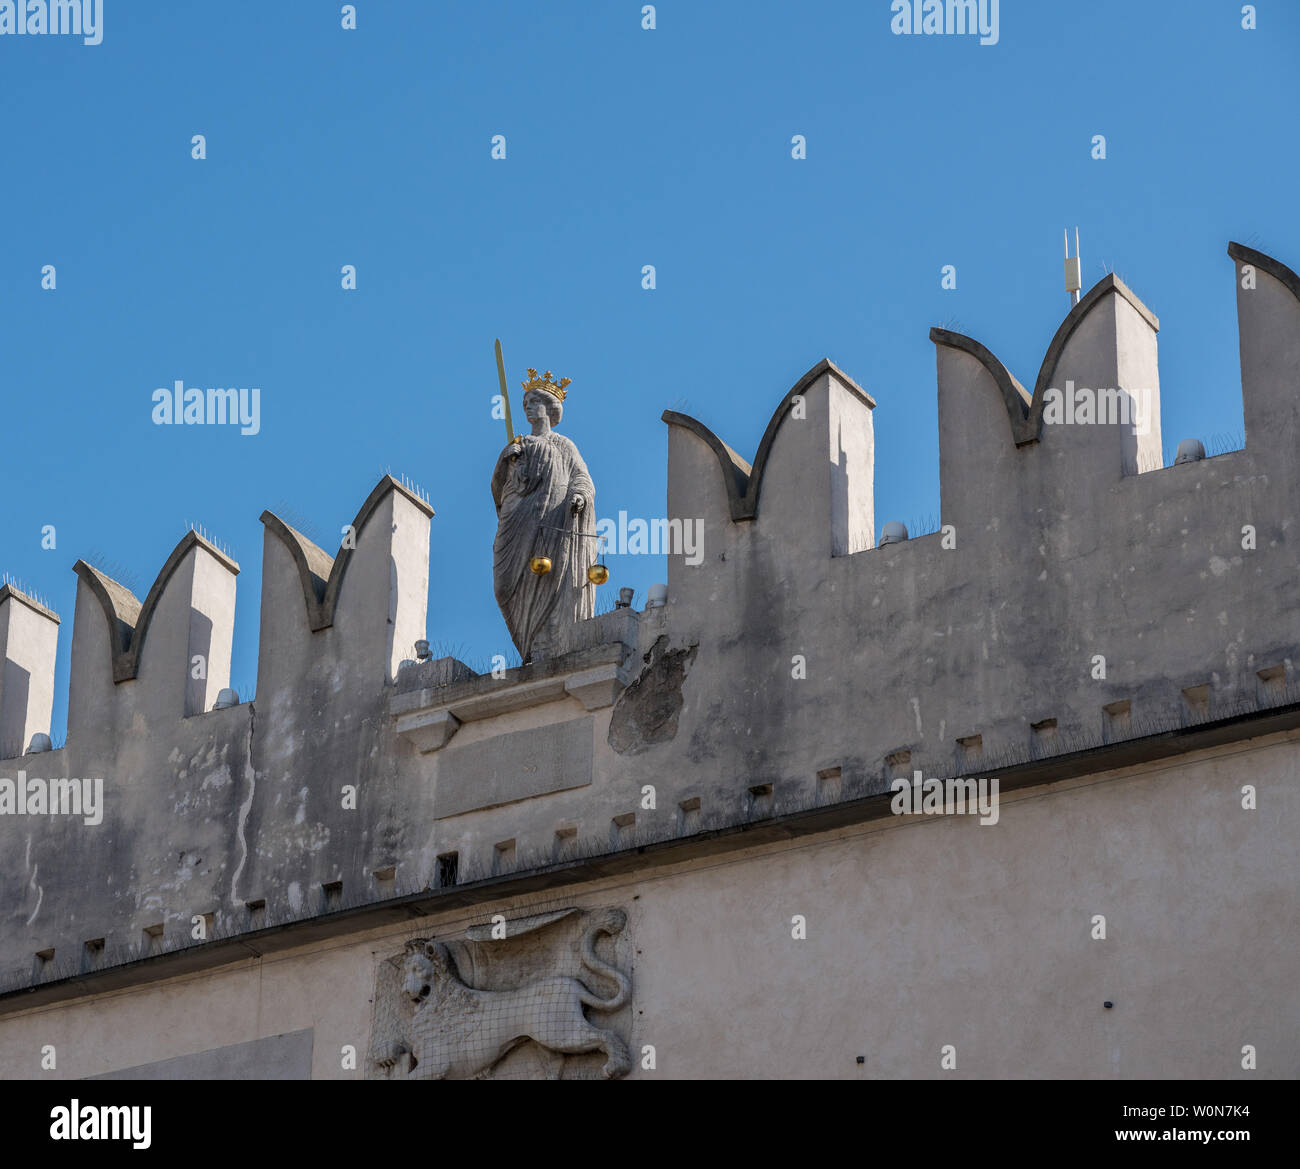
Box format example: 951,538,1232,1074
0,583,60,624
1228,240,1300,303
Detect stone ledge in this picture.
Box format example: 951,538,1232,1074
392,640,637,753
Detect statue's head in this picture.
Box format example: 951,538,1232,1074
520,369,570,430
523,388,563,428
402,938,452,1002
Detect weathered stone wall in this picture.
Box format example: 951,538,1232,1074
0,729,1293,1079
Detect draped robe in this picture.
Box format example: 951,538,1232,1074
491,430,596,661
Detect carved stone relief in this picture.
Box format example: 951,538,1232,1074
368,907,633,1080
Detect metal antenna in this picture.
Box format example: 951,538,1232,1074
1064,227,1082,307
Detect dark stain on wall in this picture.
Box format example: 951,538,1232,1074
608,637,698,755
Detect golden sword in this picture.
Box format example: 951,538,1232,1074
495,338,521,446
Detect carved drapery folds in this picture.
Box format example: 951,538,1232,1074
491,429,598,663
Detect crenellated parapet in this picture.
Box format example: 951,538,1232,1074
69,532,239,742
2,476,437,758
662,244,1295,586
256,475,433,700
659,241,1298,789
2,241,1299,1006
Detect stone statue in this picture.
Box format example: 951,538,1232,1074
491,370,597,662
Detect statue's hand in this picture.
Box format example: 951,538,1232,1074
570,494,586,514
506,442,523,459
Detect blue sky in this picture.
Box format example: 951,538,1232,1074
1,0,1296,741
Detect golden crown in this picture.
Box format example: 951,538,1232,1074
521,368,572,402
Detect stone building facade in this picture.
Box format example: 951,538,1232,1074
0,242,1296,1079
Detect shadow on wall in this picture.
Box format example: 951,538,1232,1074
0,660,30,759
830,420,851,557
186,610,212,717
